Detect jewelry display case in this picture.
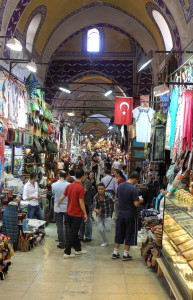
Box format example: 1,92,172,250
162,193,193,300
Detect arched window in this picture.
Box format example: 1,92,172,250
152,10,173,51
87,28,100,52
26,13,41,53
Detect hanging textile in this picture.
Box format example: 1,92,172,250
114,97,133,125
151,125,165,163
170,95,185,159
169,86,179,148
25,73,38,100
160,92,170,115
182,90,193,151
132,106,155,143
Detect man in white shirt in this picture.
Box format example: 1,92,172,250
71,154,77,164
113,158,120,170
52,171,70,249
58,159,64,170
23,172,44,220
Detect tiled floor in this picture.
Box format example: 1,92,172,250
0,222,170,300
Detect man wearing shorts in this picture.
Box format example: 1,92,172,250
112,171,144,261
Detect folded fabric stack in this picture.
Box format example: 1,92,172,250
144,216,160,228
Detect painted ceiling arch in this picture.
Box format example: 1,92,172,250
1,0,192,61
1,0,181,58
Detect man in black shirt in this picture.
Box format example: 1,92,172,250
112,171,144,261
79,172,93,242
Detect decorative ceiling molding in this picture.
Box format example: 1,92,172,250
179,0,193,23
152,0,181,50
0,0,8,30
14,5,47,58
4,0,31,57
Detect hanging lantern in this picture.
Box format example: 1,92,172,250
25,73,38,100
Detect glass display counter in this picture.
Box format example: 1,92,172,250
162,193,193,300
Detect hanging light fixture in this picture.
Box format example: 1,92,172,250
154,83,169,97
104,88,113,97
67,111,75,117
26,60,37,73
59,85,71,94
6,37,22,52
137,50,155,72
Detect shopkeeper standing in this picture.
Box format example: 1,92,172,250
23,172,44,220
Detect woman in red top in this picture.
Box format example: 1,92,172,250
114,170,125,185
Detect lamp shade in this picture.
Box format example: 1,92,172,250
137,50,155,72
154,83,169,97
6,37,22,52
27,60,37,73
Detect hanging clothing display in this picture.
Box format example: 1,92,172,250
182,90,193,151
132,106,155,143
171,95,185,159
165,111,171,150
160,92,170,115
151,125,165,163
169,86,179,148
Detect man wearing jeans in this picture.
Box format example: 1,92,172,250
93,183,112,247
52,171,70,249
57,169,87,258
23,172,44,220
79,172,93,242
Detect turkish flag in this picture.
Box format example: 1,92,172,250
114,97,133,125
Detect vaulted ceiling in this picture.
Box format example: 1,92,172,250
0,0,192,136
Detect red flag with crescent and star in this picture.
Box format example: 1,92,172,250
114,97,133,125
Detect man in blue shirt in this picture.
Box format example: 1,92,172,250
112,171,144,261
51,171,70,249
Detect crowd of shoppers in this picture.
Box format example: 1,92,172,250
22,152,143,260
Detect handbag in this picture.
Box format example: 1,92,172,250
44,109,52,121
31,101,39,112
41,121,48,133
25,153,36,163
39,104,44,119
34,137,43,153
47,123,54,134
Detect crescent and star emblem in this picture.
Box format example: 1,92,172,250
120,102,130,115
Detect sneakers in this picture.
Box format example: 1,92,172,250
57,244,64,249
101,243,109,247
83,238,92,243
75,250,87,255
63,253,75,259
112,253,120,259
122,254,133,261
